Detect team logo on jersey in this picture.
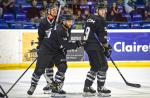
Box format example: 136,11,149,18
60,45,63,48
63,37,67,40
44,29,52,38
87,19,95,23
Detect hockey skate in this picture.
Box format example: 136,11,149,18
43,83,53,94
27,85,36,95
83,86,96,97
97,86,111,97
51,82,66,97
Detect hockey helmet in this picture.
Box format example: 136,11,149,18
47,3,58,9
61,14,73,21
94,2,107,9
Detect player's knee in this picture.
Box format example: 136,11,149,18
57,62,68,73
97,71,106,76
45,68,53,73
101,64,108,72
90,65,100,72
34,68,45,76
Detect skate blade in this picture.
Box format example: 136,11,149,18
82,92,96,97
43,90,52,94
27,91,34,95
97,93,111,97
51,93,66,97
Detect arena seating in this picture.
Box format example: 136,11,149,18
21,3,32,13
0,0,149,29
11,23,23,29
132,14,143,22
122,13,132,22
142,23,150,29
107,23,118,29
16,13,27,22
3,13,15,23
119,23,130,29
23,24,36,29
131,23,141,29
0,23,9,29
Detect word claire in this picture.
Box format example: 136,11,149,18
114,42,150,52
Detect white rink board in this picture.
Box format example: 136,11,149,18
0,29,150,64
0,30,21,64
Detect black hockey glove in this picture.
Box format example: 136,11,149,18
61,48,67,55
76,40,86,47
103,44,112,58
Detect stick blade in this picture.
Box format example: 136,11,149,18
126,82,141,88
57,0,66,7
0,92,5,97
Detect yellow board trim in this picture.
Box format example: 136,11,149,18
0,61,150,70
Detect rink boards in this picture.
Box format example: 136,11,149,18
0,61,150,70
0,29,150,69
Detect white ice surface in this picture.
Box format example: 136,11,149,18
0,68,150,98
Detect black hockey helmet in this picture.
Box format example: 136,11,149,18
94,2,107,9
47,3,58,9
61,14,73,21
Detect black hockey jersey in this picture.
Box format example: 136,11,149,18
38,17,56,47
83,15,108,50
41,23,79,53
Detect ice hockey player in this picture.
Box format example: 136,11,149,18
82,2,112,97
49,14,85,97
36,3,59,94
27,13,83,96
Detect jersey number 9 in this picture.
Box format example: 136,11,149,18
84,27,90,41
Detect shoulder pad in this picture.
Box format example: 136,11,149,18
86,15,96,24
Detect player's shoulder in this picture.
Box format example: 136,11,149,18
89,15,101,20
39,17,48,25
86,15,97,24
40,17,47,22
97,15,105,22
86,15,104,23
55,23,68,36
91,15,105,25
87,15,96,20
55,23,64,32
56,23,63,29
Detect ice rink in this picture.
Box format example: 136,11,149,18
0,68,150,98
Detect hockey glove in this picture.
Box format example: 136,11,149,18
76,40,86,47
103,44,112,58
61,48,67,55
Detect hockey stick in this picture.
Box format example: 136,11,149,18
55,0,66,24
109,57,141,88
1,58,37,97
93,33,141,88
0,85,8,98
